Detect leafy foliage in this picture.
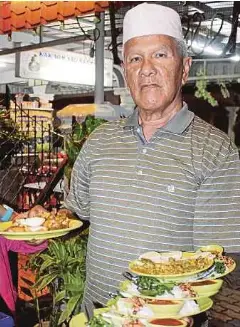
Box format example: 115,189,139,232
65,115,107,180
27,235,88,326
218,81,230,99
88,315,113,327
194,69,218,107
0,110,25,141
0,110,25,168
194,69,230,107
136,276,175,297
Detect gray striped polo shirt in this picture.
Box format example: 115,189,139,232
65,104,240,311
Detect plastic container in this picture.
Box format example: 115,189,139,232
0,312,14,327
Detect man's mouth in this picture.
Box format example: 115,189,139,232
140,83,159,90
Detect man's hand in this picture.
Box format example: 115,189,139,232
26,239,47,245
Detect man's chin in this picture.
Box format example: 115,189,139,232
138,101,162,112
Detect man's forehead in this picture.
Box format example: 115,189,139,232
124,35,177,53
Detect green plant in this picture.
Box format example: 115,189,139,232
0,109,25,168
218,80,230,99
0,110,24,141
26,235,88,327
65,115,107,181
194,69,230,107
194,69,218,107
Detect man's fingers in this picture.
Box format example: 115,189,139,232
26,239,46,245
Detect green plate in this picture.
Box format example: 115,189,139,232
113,297,213,319
178,297,213,319
129,252,214,279
70,312,88,327
183,258,236,281
211,260,236,279
69,298,213,326
120,279,222,300
0,220,83,240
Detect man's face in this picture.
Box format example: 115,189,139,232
123,35,192,114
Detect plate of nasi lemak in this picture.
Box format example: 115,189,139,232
128,246,236,281
69,245,236,327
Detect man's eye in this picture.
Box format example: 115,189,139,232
155,52,166,58
129,56,141,63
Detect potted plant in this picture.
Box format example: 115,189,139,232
64,115,107,182
0,110,25,169
21,234,88,327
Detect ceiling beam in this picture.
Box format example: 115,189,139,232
189,1,238,26
0,34,88,56
0,29,114,56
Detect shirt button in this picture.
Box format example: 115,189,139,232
137,170,143,175
142,148,147,154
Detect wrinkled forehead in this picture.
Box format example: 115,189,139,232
123,34,178,59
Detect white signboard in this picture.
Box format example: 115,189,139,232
16,48,113,87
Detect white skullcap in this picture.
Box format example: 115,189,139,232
123,3,184,46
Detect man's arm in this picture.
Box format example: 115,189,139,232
193,143,240,253
64,141,91,221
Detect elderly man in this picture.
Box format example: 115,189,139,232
19,3,240,326
65,2,240,322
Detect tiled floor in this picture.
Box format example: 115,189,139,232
209,253,240,327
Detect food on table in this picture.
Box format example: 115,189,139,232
6,226,29,232
120,279,195,299
189,279,223,296
6,217,47,232
41,211,70,230
199,245,223,256
139,252,183,263
83,246,233,327
215,255,235,270
116,297,153,317
120,276,223,300
178,300,200,316
145,299,184,316
88,315,189,327
108,296,202,319
88,313,146,327
196,254,236,280
88,315,113,326
19,217,45,227
123,321,145,327
6,211,71,232
130,252,214,276
148,318,187,326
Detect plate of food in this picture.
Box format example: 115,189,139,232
194,255,236,280
0,213,82,240
119,276,223,300
87,313,191,327
129,251,214,279
90,296,213,322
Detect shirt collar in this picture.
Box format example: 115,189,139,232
124,103,194,134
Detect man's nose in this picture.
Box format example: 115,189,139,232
140,58,156,77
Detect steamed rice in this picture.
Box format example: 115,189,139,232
179,300,200,316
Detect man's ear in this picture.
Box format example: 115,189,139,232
182,57,192,86
121,61,129,88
